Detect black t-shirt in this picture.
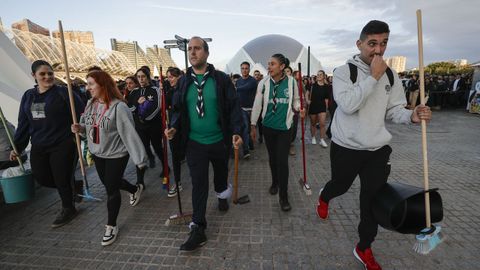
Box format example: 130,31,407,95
310,83,330,106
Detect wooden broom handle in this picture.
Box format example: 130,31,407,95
58,20,87,178
233,147,239,202
416,10,431,228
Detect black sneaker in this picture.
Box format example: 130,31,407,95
218,198,229,211
279,198,292,212
269,185,278,195
149,157,156,168
51,207,77,228
180,224,207,251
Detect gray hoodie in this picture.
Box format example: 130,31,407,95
80,99,147,167
331,55,413,151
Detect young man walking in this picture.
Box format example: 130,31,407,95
235,61,257,158
316,20,432,270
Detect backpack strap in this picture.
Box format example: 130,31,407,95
348,63,395,87
348,63,357,84
386,67,395,87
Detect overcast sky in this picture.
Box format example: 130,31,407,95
2,0,479,73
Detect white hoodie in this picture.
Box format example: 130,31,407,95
331,55,413,151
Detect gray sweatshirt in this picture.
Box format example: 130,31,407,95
331,55,413,151
80,99,147,167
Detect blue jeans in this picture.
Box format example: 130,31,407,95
241,110,251,153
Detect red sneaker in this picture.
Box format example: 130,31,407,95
353,246,382,270
316,188,329,220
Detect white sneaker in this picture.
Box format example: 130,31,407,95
167,184,183,198
102,225,118,246
311,137,317,145
129,184,143,206
320,139,328,148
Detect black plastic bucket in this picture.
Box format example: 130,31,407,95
372,182,443,235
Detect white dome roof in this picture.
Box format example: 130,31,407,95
225,34,322,75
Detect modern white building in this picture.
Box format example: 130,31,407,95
225,34,323,76
385,56,406,72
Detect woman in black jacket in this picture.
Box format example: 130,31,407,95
126,67,168,189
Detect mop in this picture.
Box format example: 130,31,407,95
161,68,192,225
412,10,444,254
297,63,312,196
233,147,250,204
58,20,100,202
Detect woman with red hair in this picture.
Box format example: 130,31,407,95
72,70,147,246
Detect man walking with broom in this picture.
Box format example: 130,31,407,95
165,36,244,251
316,20,432,270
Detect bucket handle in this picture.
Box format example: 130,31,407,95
0,106,25,172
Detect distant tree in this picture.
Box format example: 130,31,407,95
426,62,456,74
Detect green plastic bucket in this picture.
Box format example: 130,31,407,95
0,170,35,204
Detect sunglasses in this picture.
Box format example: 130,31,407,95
38,72,54,76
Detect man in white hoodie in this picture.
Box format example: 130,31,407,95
316,20,432,270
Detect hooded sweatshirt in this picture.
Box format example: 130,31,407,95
80,98,147,167
331,55,412,151
250,75,300,129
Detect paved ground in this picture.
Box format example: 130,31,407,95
0,109,479,270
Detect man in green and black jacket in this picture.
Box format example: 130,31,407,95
166,36,244,252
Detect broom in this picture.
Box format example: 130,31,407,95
413,10,444,254
58,20,101,202
159,67,169,190
162,70,192,226
297,63,312,196
233,147,250,204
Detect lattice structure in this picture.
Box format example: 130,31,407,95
1,26,176,78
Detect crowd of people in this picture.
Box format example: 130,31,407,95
1,20,439,270
399,72,474,110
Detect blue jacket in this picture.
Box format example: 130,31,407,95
235,75,257,109
14,85,85,152
170,64,244,153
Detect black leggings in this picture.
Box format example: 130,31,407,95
322,142,392,250
263,126,292,200
136,124,165,169
30,138,76,209
92,154,137,226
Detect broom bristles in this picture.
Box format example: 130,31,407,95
299,179,312,196
304,184,312,196
165,214,192,226
413,225,444,254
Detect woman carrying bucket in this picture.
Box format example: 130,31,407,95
10,60,85,228
71,70,147,246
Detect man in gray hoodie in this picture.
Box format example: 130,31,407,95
316,20,432,270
